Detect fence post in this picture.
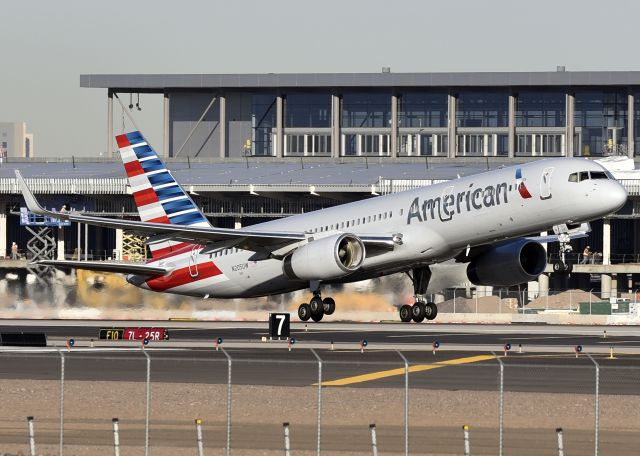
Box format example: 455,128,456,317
221,348,232,456
310,348,322,456
195,418,204,456
396,350,409,456
493,352,504,456
370,424,378,456
283,422,291,456
142,349,151,456
57,349,65,456
462,424,470,456
588,355,600,456
556,427,564,456
27,416,36,456
112,418,120,456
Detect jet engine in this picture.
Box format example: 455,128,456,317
283,233,365,281
466,239,547,286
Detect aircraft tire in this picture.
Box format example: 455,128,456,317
425,302,438,320
323,297,336,315
552,261,564,273
309,296,324,316
411,302,425,323
311,311,324,322
564,261,573,273
399,305,412,322
298,303,311,321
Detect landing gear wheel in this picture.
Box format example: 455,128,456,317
311,311,324,322
425,302,438,320
553,261,564,273
411,302,426,323
564,261,573,273
298,303,311,321
322,297,336,315
309,296,324,316
399,305,412,322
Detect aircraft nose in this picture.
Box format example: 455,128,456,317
607,181,627,212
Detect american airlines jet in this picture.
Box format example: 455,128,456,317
17,131,626,323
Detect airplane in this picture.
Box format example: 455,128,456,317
16,130,627,323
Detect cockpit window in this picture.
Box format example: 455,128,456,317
569,170,611,182
590,171,608,180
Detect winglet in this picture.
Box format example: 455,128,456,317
15,170,67,218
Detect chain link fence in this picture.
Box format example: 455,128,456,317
0,347,638,455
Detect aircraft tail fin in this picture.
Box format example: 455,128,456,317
115,131,212,258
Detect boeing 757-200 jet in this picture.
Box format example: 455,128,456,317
17,131,627,322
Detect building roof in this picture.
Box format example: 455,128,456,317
80,71,640,91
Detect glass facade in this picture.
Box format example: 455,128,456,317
342,92,391,128
574,90,627,157
398,91,448,128
457,91,508,128
516,90,565,127
251,94,277,156
284,93,331,128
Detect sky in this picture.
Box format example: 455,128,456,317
1,0,638,157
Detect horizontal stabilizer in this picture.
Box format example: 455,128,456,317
34,260,172,276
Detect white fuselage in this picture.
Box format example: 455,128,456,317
133,158,626,298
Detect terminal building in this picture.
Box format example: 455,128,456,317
82,69,639,160
1,70,640,296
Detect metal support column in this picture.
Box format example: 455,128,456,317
219,93,227,158
163,91,170,158
603,218,611,266
448,92,457,158
508,92,516,158
391,92,399,158
331,93,341,158
84,223,88,261
566,92,575,157
57,227,65,260
107,89,113,157
628,90,635,158
276,94,284,158
0,203,6,258
115,228,123,260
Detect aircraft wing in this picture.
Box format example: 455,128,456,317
34,260,171,276
16,170,397,250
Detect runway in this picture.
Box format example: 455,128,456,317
2,320,640,348
0,321,639,395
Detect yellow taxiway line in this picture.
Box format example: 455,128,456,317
321,354,495,386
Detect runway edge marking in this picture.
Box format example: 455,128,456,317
320,354,495,386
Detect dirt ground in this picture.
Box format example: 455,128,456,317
0,379,638,455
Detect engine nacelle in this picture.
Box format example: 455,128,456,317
283,233,365,281
467,239,547,287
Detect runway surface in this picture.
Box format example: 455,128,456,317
0,320,639,395
2,320,640,347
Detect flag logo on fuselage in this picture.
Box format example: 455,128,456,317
515,168,532,199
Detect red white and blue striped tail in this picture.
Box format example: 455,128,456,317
115,131,211,258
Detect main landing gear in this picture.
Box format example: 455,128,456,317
399,266,438,323
298,292,335,322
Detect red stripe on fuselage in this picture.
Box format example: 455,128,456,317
145,261,222,292
124,160,145,177
149,242,197,260
116,134,131,148
133,187,159,207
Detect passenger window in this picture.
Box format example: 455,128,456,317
346,221,350,228
579,171,590,181
390,211,393,217
400,209,404,216
568,173,578,183
591,171,608,179
368,216,371,223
